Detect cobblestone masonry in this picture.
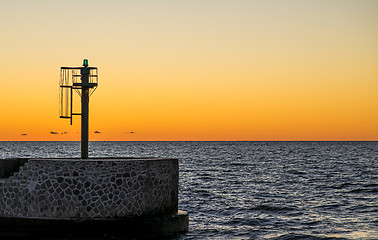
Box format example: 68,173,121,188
0,158,178,219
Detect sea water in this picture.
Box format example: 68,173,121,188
0,141,377,240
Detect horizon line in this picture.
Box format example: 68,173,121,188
0,140,377,142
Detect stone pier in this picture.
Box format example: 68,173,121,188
0,158,188,238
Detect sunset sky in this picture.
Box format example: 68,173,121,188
0,0,377,141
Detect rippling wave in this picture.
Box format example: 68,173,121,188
0,141,377,239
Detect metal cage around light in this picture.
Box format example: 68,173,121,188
59,67,98,125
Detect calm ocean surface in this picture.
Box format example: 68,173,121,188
0,141,377,240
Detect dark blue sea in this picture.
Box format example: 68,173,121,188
0,141,377,240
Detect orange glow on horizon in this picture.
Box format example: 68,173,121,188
0,1,377,141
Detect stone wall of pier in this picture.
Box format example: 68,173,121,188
0,158,178,219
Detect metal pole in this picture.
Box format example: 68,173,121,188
81,66,90,159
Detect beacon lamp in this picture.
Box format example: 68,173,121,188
83,59,88,67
